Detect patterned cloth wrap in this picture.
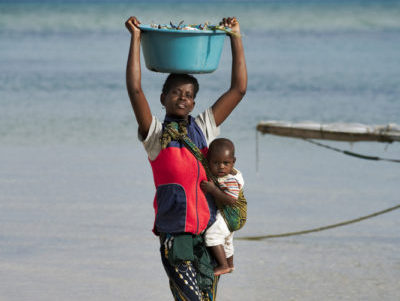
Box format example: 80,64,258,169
220,189,247,232
162,122,247,232
160,233,218,301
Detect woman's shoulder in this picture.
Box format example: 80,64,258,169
194,108,220,146
140,115,163,161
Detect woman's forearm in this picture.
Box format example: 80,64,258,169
126,34,142,97
230,35,247,96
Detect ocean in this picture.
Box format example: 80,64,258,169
1,0,399,300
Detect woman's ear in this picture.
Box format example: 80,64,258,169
160,93,165,106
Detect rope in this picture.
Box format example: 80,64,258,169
256,130,259,173
304,139,400,163
237,203,400,241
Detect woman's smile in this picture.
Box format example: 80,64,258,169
177,102,187,109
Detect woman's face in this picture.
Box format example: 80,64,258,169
161,82,195,119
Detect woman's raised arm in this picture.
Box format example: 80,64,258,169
212,17,248,127
125,16,153,139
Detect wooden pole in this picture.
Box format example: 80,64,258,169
256,122,400,143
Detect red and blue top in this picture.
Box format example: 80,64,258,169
139,108,219,235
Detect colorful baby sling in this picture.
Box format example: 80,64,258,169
162,121,247,232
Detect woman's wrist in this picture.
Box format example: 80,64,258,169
132,31,141,41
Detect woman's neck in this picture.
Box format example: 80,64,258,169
165,114,190,122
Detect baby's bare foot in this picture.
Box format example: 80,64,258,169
214,266,232,276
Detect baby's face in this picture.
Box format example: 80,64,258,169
208,149,235,178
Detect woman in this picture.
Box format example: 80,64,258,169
125,16,247,300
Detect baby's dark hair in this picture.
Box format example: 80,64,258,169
208,138,235,158
162,73,199,98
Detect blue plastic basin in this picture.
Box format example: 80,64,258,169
139,25,227,74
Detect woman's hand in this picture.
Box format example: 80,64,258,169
220,17,240,36
125,16,141,37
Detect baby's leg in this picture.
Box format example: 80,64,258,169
225,231,234,272
227,255,234,271
204,212,232,275
209,245,231,276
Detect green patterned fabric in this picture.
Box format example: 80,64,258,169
160,233,219,301
161,121,188,149
163,233,216,291
219,189,247,232
161,122,247,232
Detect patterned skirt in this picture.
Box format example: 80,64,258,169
160,234,219,301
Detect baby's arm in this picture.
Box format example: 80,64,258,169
125,16,152,139
212,17,247,126
200,180,237,206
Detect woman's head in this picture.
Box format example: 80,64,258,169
161,74,199,120
162,73,199,97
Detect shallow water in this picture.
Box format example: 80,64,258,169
1,1,400,300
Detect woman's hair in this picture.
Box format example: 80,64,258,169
162,73,199,98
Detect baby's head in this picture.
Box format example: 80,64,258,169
207,138,236,178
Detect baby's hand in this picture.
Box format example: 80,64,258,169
220,17,240,36
125,16,141,36
200,180,217,194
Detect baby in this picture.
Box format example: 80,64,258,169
201,138,245,276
